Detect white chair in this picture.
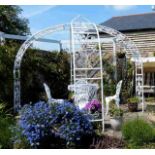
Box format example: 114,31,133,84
105,80,123,115
68,80,98,109
43,83,64,104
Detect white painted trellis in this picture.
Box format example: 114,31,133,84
10,16,144,133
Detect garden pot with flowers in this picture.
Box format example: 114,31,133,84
84,99,101,117
127,97,139,112
109,108,123,131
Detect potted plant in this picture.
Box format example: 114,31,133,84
84,99,101,114
109,108,124,131
127,97,139,112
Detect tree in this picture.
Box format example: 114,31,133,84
0,5,30,35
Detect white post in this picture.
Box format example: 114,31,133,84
70,23,76,85
112,39,117,81
0,31,5,45
94,23,105,133
59,42,63,52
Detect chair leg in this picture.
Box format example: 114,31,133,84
105,98,109,115
115,99,120,108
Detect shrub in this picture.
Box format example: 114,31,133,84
117,52,126,58
0,116,14,148
0,44,70,108
0,102,14,148
122,119,155,146
127,97,140,104
109,108,123,118
18,101,93,148
0,102,5,115
145,97,155,103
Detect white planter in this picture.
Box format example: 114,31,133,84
110,117,123,131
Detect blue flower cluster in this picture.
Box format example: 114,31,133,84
18,101,93,147
19,101,53,147
51,102,93,144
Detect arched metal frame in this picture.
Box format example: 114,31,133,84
13,17,144,132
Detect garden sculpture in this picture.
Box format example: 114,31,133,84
105,80,123,115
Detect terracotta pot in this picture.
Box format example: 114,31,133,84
128,103,138,112
110,117,123,131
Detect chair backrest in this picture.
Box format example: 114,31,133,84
115,80,123,97
68,79,98,109
43,83,52,100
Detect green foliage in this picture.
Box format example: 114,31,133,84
0,44,70,107
0,102,14,148
122,119,155,146
0,116,14,148
141,142,155,149
117,52,126,58
145,97,155,102
12,126,30,149
102,57,116,96
109,108,123,117
0,102,5,115
0,5,30,35
21,50,70,104
0,102,12,117
0,44,19,108
120,61,134,104
127,97,140,104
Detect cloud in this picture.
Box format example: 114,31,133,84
112,5,135,11
24,6,56,18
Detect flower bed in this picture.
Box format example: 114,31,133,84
14,101,94,148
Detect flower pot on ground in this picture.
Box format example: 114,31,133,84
127,97,139,112
109,108,123,131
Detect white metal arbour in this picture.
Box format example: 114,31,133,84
13,16,144,133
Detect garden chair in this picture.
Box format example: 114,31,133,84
43,83,64,104
68,80,98,109
105,80,123,115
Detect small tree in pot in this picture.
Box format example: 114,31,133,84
127,97,139,112
109,107,124,131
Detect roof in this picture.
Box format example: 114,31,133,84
101,12,155,32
